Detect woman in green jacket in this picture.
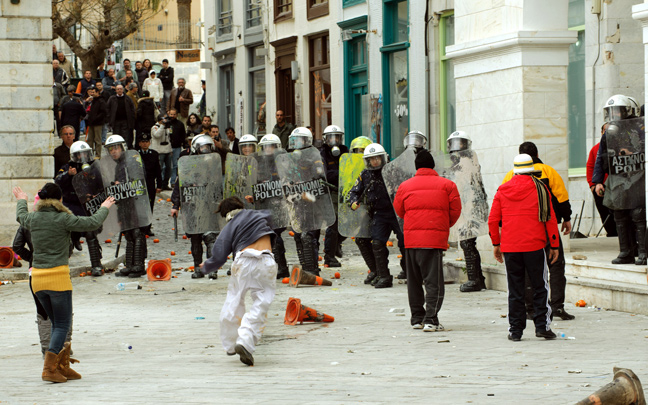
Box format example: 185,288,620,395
14,183,114,383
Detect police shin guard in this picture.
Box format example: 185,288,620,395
191,235,205,279
631,208,647,266
356,238,378,284
294,233,306,268
372,241,392,288
204,232,219,279
301,234,320,276
86,236,104,277
128,229,147,278
116,232,134,277
460,239,485,292
612,213,635,264
273,237,290,279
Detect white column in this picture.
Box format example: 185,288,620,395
0,0,56,244
632,1,648,223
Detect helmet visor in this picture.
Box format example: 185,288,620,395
289,136,312,150
240,143,256,156
71,150,94,164
325,133,342,147
196,143,215,154
447,137,471,153
604,106,632,122
363,154,387,170
351,147,365,154
404,134,427,149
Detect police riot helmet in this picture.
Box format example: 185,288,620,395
104,135,127,157
403,130,428,150
363,143,388,170
446,130,472,153
627,96,640,118
239,134,258,156
259,134,282,156
191,134,215,155
603,95,634,123
350,136,373,154
288,127,313,150
70,141,94,164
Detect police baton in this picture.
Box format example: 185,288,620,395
174,215,178,242
319,179,338,192
115,232,122,258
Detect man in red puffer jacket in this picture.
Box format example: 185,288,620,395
489,154,560,342
393,150,461,332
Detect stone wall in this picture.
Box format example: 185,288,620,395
0,0,56,245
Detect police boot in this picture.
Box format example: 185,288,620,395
86,237,104,277
294,233,307,269
36,314,51,358
301,234,320,276
460,239,484,292
632,215,646,266
612,217,635,264
273,237,290,279
190,235,205,279
204,232,219,279
324,254,341,267
128,229,147,278
372,241,393,289
116,233,134,277
356,238,378,284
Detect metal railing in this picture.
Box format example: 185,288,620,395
123,21,202,51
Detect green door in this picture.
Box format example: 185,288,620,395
344,34,368,145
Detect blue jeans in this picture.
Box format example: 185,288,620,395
35,290,73,354
171,147,182,185
159,152,173,188
101,123,109,144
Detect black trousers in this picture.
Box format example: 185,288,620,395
505,249,551,335
406,248,444,325
591,190,617,236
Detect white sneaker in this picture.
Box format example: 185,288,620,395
412,323,423,330
423,323,445,332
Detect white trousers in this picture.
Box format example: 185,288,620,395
220,249,277,354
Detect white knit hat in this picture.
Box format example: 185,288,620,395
513,154,535,174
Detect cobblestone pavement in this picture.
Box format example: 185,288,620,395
1,197,647,404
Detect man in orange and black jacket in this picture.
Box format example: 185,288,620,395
501,142,574,321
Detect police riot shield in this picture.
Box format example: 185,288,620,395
177,154,224,234
224,154,258,210
253,151,291,229
97,150,152,236
603,118,646,210
275,146,336,233
72,163,119,240
338,153,371,238
439,150,489,242
381,147,417,229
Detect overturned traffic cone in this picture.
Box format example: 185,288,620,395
288,265,332,287
576,367,645,405
284,297,334,325
147,259,172,281
0,247,14,268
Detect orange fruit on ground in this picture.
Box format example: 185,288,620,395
80,240,84,244
182,235,188,240
386,241,393,247
334,272,340,279
105,239,112,243
189,266,194,270
145,235,149,238
170,251,176,256
153,239,160,243
318,256,323,261
166,198,171,202
188,251,192,254
324,264,329,268
397,255,402,258
282,277,289,284
79,272,86,277
288,231,295,236
171,228,175,231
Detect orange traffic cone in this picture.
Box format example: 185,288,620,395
147,259,172,281
288,266,332,287
0,247,14,268
284,297,334,325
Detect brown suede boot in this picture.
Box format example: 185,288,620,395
57,342,81,380
42,351,67,383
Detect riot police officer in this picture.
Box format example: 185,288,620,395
446,131,486,292
320,125,350,267
593,94,647,265
239,134,258,157
56,141,106,276
349,143,406,288
171,134,220,279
